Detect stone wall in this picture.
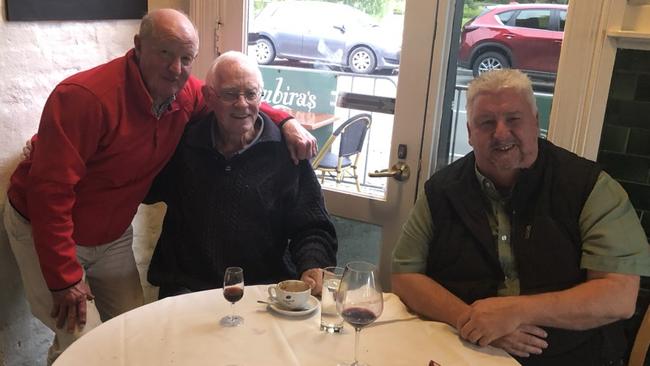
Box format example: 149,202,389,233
0,1,186,364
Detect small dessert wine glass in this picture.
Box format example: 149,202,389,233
336,261,383,366
220,267,244,327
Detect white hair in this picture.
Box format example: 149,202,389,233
466,69,537,121
204,51,264,90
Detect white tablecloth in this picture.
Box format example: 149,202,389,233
55,285,520,366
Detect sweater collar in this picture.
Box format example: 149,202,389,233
184,111,282,153
210,116,264,156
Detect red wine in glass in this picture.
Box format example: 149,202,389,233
341,307,378,329
336,261,383,366
223,287,244,303
221,267,244,327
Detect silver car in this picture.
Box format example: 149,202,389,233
249,1,401,74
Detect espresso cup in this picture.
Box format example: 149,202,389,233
268,280,311,310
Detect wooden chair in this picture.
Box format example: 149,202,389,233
629,304,650,366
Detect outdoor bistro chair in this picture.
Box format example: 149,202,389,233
311,113,372,192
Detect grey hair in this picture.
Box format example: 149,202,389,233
138,12,156,39
466,69,537,120
204,51,264,90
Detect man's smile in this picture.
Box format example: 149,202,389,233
492,143,516,152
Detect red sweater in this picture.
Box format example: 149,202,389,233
8,50,290,290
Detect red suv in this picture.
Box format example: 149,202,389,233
458,3,567,78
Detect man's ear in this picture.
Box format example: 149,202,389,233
202,85,216,105
467,122,474,147
133,35,141,57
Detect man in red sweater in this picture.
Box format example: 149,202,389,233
2,9,315,363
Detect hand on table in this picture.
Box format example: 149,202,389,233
456,296,525,346
281,119,318,164
50,281,95,333
491,324,548,357
300,268,323,296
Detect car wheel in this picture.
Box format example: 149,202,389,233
472,51,510,76
254,38,276,65
348,46,376,74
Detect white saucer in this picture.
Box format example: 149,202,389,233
268,295,319,317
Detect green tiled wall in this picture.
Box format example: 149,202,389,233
597,49,650,359
598,49,650,241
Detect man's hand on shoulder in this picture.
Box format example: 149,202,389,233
22,138,33,161
281,119,317,164
50,281,95,333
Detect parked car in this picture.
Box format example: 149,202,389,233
458,3,567,79
248,1,401,74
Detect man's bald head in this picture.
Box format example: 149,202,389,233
138,9,198,46
134,9,199,105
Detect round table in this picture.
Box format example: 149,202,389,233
55,285,520,366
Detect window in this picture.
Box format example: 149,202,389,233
497,10,515,25
452,3,568,162
247,0,403,196
514,10,552,30
559,10,567,31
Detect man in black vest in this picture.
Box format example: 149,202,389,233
391,69,649,365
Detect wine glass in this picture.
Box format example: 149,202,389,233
220,267,244,327
336,261,383,366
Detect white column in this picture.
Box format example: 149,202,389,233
547,0,627,159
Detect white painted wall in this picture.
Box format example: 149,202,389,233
0,1,187,363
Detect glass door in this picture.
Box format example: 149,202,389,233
247,0,404,200
442,1,568,169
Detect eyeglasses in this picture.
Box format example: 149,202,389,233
216,89,263,103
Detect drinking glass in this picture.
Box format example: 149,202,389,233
220,267,244,327
320,266,345,333
336,261,383,366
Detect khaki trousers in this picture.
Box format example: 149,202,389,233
3,200,144,364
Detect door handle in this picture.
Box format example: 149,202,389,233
368,162,410,182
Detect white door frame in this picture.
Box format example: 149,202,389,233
547,0,649,158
